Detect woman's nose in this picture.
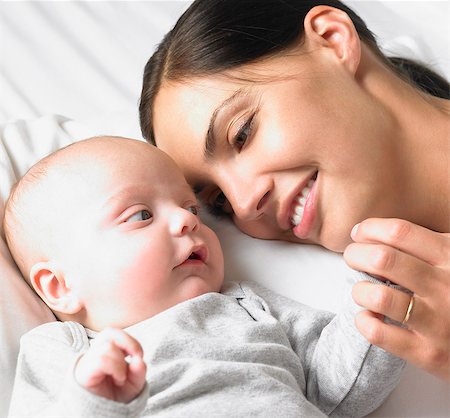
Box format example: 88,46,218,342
224,175,272,221
169,207,200,236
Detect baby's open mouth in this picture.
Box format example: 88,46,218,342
174,246,208,269
188,251,202,261
185,246,207,263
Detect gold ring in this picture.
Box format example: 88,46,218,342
402,295,415,324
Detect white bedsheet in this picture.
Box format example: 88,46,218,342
0,1,449,417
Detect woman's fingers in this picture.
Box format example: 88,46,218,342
344,242,433,296
347,218,450,381
355,310,415,355
352,281,426,330
351,218,449,267
352,281,410,323
355,310,450,381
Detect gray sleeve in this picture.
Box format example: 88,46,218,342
8,322,149,418
245,274,405,418
320,272,407,418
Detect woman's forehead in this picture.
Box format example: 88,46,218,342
154,78,236,153
153,50,314,150
156,77,238,125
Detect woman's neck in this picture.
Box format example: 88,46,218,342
361,48,449,232
406,94,449,232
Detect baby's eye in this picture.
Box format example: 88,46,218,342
186,205,199,216
125,209,152,223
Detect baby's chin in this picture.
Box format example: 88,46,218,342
179,276,223,301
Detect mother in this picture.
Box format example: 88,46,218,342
139,0,449,380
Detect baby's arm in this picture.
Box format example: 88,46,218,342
8,322,149,418
304,278,406,418
245,276,405,418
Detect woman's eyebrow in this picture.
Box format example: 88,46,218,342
193,183,206,194
204,87,247,159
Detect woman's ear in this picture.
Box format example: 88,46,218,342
30,262,83,315
303,5,361,74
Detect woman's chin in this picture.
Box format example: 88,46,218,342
319,232,352,253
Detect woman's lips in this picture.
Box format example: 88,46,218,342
290,172,318,239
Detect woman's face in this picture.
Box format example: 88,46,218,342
153,48,399,252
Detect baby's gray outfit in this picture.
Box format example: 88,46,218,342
9,279,405,417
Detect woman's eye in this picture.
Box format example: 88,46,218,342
215,192,227,208
125,209,152,223
232,113,255,151
210,191,232,217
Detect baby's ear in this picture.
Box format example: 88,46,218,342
30,262,83,314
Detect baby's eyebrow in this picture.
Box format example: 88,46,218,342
101,187,140,217
101,195,126,221
103,189,129,207
204,88,247,160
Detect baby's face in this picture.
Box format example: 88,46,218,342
53,139,224,329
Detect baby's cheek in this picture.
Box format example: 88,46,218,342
119,244,169,290
113,248,173,318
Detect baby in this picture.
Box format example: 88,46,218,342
4,137,404,417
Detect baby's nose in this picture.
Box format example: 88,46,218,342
169,207,199,236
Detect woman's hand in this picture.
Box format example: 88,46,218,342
75,328,147,403
343,218,450,381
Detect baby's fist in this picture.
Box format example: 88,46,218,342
75,328,146,403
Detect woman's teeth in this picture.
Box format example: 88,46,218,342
291,179,315,226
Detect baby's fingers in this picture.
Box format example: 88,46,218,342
127,355,147,388
76,342,128,387
97,328,144,359
76,328,143,388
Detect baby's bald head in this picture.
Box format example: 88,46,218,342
3,136,153,282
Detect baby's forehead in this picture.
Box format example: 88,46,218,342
62,138,166,170
21,154,112,218
36,137,186,200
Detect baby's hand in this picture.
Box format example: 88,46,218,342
75,328,146,403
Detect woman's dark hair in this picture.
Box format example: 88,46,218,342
139,0,449,144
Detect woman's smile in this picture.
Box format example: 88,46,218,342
290,171,319,240
278,171,318,234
